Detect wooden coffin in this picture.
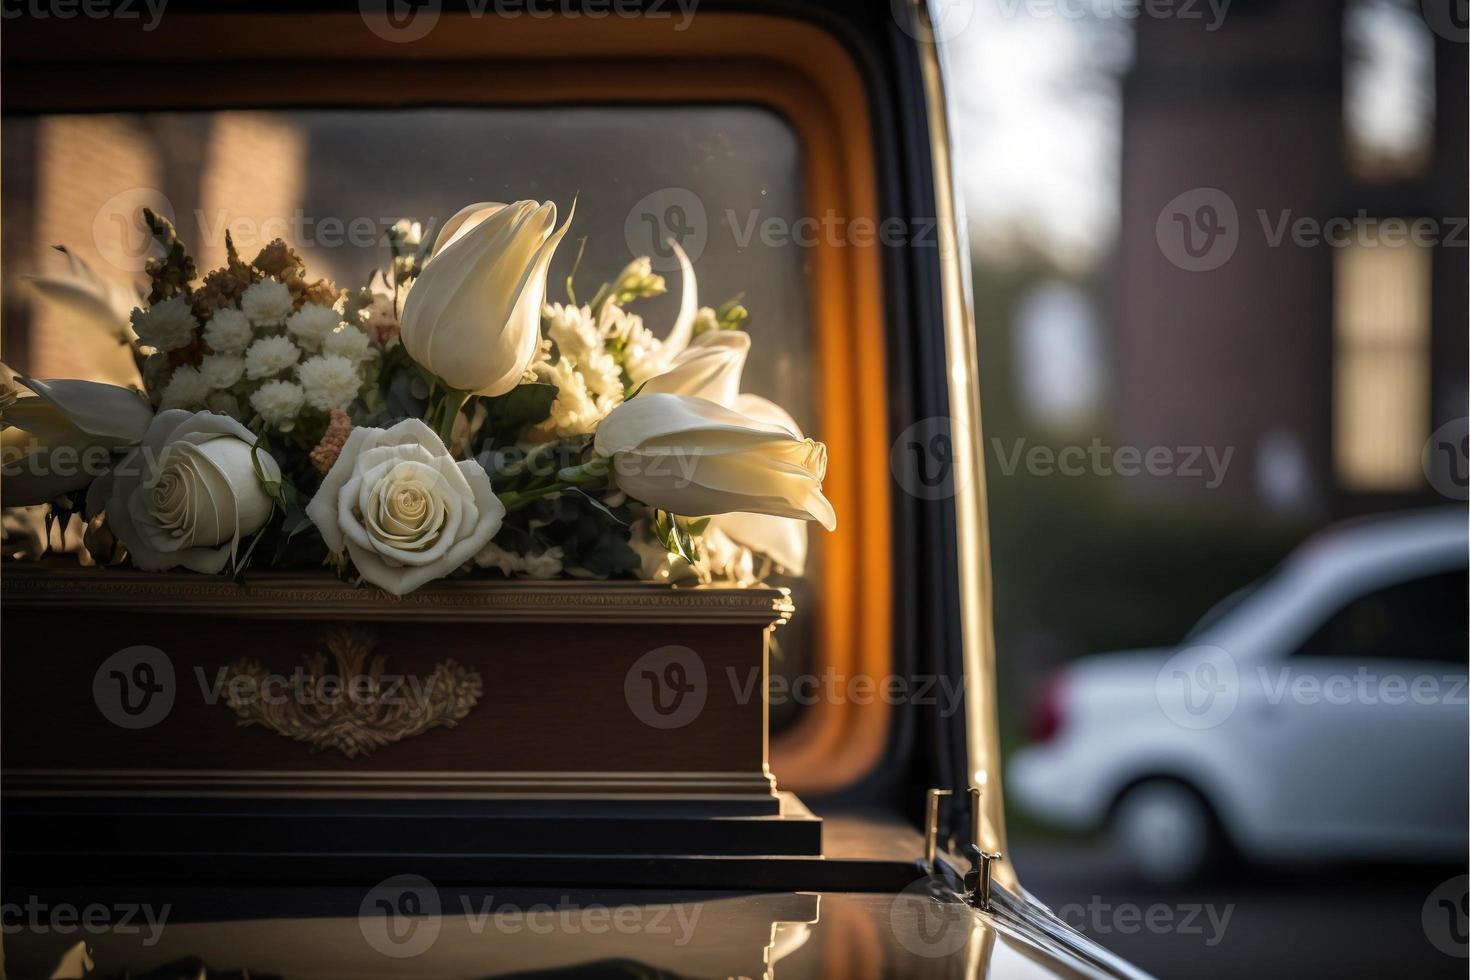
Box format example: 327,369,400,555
1,564,820,867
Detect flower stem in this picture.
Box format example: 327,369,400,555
499,480,573,512
433,385,471,450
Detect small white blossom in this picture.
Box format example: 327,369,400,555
322,324,375,363
297,354,362,412
390,219,424,248
240,278,294,326
206,390,244,420
286,303,341,351
544,302,622,400
544,303,600,361
601,303,668,384
250,379,305,430
203,307,254,353
244,335,302,380
199,353,245,390
534,355,618,438
475,540,564,578
159,365,210,409
130,295,198,352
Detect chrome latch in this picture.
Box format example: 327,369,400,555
923,787,952,871
961,787,1002,912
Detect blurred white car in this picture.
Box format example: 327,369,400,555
1009,508,1468,884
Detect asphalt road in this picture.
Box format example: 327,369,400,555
1008,835,1467,979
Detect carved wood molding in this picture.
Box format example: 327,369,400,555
3,565,794,626
221,626,482,760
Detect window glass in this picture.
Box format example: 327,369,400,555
1293,569,1468,664
1,107,822,725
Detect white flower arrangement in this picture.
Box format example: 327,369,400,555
3,200,831,595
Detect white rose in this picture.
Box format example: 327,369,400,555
400,200,572,397
100,410,280,573
593,393,835,530
306,418,505,596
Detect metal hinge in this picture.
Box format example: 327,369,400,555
924,786,1002,912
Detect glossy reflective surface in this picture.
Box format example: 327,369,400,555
2,887,1101,979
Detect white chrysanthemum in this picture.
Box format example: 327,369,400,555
203,307,254,353
534,355,617,438
544,302,622,400
250,379,305,431
158,365,210,409
130,295,199,352
286,303,341,351
322,324,375,363
297,354,362,412
240,277,294,326
475,540,564,578
206,390,244,420
244,335,302,380
600,303,668,384
544,302,600,361
199,352,245,390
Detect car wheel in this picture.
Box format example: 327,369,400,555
1111,780,1221,885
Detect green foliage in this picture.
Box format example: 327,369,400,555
652,509,702,566
475,383,559,450
499,490,641,579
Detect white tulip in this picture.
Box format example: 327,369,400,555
638,326,812,575
2,377,154,506
306,418,505,596
99,410,280,573
638,329,750,406
401,200,572,397
593,392,835,530
709,393,813,575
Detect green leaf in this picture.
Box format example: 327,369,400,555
567,487,628,527
477,383,559,450
653,509,701,566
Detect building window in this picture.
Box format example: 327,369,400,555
1343,0,1435,181
1333,232,1432,491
